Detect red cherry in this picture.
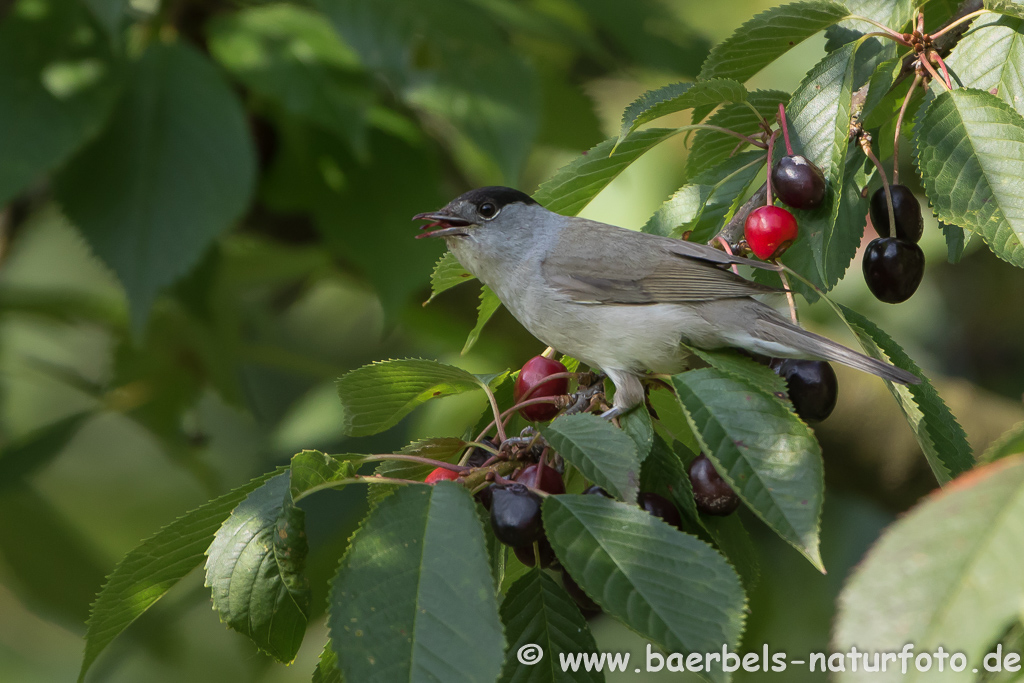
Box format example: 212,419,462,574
514,463,566,494
425,467,460,484
514,356,569,422
744,205,799,260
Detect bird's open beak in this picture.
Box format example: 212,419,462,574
412,212,472,239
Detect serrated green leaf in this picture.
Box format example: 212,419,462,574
540,414,640,502
838,305,973,483
697,1,850,84
824,0,910,89
673,368,824,570
497,570,602,683
985,0,1024,20
914,88,1024,267
462,285,502,354
941,221,968,263
833,456,1024,683
207,5,372,154
313,641,344,683
543,495,745,682
783,41,861,286
367,437,467,509
205,474,310,662
533,128,679,215
860,57,902,124
290,450,361,501
944,11,1024,117
618,79,746,142
686,90,789,175
55,42,256,330
620,407,654,464
78,467,286,682
0,0,121,206
639,435,705,532
425,252,475,304
984,421,1024,462
685,346,790,401
337,359,488,436
643,150,765,240
329,483,505,683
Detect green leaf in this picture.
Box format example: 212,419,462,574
0,0,120,205
205,473,310,662
367,437,468,510
860,57,903,124
337,359,490,436
543,495,745,680
290,450,360,500
985,0,1024,21
673,368,824,570
497,570,602,683
640,435,704,531
80,0,126,42
0,411,93,491
55,42,256,330
79,467,286,682
425,252,475,304
914,88,1024,267
941,221,968,264
643,150,765,240
685,90,789,176
697,1,850,84
685,346,790,401
621,407,654,464
313,641,344,683
329,482,505,683
533,128,680,215
207,4,372,153
984,421,1024,462
944,11,1024,117
462,285,501,354
839,305,973,484
833,456,1024,683
781,41,861,287
617,79,746,142
540,414,640,502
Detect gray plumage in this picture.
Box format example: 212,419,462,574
415,186,919,416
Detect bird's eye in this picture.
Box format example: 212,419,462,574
478,202,498,219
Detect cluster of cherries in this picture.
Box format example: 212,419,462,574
743,154,825,259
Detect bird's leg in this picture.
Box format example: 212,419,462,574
599,369,645,421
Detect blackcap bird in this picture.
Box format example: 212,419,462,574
414,186,919,418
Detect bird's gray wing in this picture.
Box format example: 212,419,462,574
541,220,783,304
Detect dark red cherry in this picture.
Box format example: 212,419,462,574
862,237,924,304
771,359,838,422
688,455,740,516
771,155,826,210
638,491,683,530
514,356,569,422
745,205,799,260
514,462,566,494
490,483,544,547
583,485,612,498
870,185,923,243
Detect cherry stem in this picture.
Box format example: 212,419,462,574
679,124,768,149
467,440,500,456
742,100,770,133
919,55,950,92
777,103,794,156
848,14,910,41
931,51,954,90
917,11,925,35
480,382,508,444
893,73,923,185
519,372,579,401
929,8,987,40
712,236,740,275
293,475,423,502
860,136,897,240
859,31,913,46
360,454,469,472
765,130,778,206
773,263,799,324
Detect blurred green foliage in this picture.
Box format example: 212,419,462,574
1,0,1023,681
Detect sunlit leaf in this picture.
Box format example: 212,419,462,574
618,79,746,142
425,252,475,304
462,285,501,354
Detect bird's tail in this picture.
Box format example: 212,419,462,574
742,302,920,385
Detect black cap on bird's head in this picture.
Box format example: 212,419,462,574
413,186,538,238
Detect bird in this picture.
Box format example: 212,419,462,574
414,186,919,418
